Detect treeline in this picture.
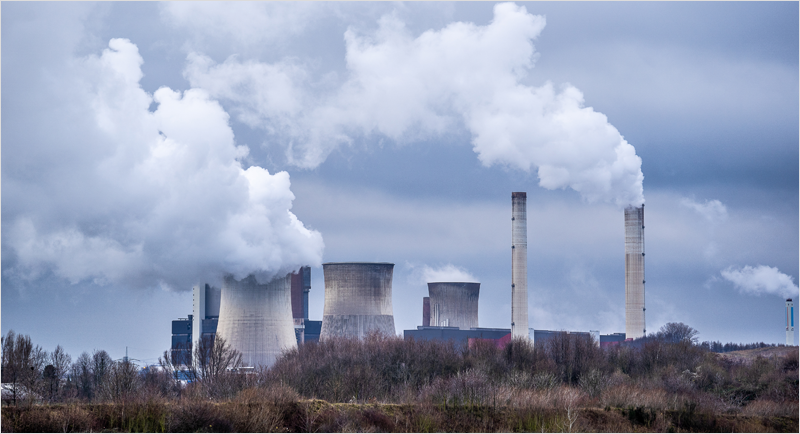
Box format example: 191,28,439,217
700,340,786,353
1,324,798,432
1,330,173,406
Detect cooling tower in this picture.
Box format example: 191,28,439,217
511,192,529,339
624,204,646,339
428,282,480,329
787,299,795,346
320,262,395,340
216,273,297,368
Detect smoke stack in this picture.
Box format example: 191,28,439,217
625,204,646,339
422,297,430,327
216,273,297,368
511,192,529,339
427,282,480,329
787,298,795,346
320,262,395,340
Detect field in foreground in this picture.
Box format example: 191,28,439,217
2,397,798,433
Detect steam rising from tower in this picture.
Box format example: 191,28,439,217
216,273,297,368
511,192,529,339
625,205,646,339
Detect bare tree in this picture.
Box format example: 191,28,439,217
158,344,188,397
100,360,141,402
46,345,71,402
71,352,94,400
191,335,243,398
658,322,699,344
1,330,46,405
192,335,242,382
92,350,113,395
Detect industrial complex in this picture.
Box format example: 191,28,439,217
170,192,792,368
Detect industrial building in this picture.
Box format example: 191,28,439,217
320,262,396,340
404,326,626,348
170,267,321,366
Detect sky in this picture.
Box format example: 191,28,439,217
2,1,798,366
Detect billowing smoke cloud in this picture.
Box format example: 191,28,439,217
720,265,798,299
680,198,728,223
410,264,478,284
183,2,645,207
4,39,324,290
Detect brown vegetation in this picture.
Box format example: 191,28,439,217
2,324,798,432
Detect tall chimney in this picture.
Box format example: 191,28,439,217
624,204,646,339
511,192,529,339
787,298,795,346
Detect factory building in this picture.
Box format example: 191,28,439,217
404,326,625,348
170,266,321,366
320,262,396,340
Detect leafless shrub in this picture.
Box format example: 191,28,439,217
740,398,800,418
555,386,585,433
530,372,559,390
600,384,668,409
578,369,609,397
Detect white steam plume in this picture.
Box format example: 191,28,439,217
680,198,728,223
4,39,324,290
411,264,478,284
183,2,645,207
720,265,798,299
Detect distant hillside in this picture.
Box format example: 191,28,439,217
718,346,798,363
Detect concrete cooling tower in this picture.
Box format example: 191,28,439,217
428,282,480,329
320,262,395,340
216,273,297,368
625,205,646,339
511,192,529,339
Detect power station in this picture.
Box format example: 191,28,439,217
170,192,662,366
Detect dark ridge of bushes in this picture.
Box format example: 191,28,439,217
2,326,798,432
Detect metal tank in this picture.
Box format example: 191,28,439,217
216,273,297,368
624,204,646,339
511,192,529,339
320,262,395,340
428,282,480,329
